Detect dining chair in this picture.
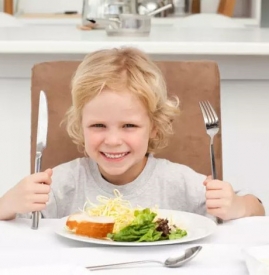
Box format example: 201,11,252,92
31,59,222,179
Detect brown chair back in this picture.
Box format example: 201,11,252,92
31,60,222,179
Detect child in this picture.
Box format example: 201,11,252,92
0,47,264,221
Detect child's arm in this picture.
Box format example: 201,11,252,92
204,176,265,220
235,194,265,217
0,169,52,220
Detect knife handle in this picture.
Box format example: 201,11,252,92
31,212,40,229
31,152,42,230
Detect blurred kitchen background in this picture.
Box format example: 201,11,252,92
0,0,261,22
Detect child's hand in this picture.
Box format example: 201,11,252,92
203,176,244,220
3,169,53,216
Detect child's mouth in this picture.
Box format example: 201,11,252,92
101,152,129,160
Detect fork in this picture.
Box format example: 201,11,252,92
199,100,223,224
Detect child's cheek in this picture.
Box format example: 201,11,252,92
86,132,104,148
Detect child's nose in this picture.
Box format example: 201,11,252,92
104,130,123,146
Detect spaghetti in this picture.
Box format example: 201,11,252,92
83,190,136,233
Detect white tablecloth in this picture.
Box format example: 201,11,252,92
0,217,269,275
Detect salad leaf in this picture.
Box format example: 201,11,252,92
108,223,156,242
138,228,162,242
169,228,187,240
108,208,188,242
108,209,157,242
132,208,157,225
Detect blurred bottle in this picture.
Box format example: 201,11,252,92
191,0,200,14
164,0,192,17
4,0,14,15
260,0,269,28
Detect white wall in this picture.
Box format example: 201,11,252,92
16,0,83,14
0,0,83,14
0,78,30,183
221,80,269,213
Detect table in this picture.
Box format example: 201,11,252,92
0,216,269,274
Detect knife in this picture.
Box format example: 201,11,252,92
31,90,48,229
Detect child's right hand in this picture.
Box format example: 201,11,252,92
1,168,52,217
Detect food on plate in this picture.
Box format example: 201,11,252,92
66,212,114,239
107,208,187,242
83,190,138,233
66,190,187,242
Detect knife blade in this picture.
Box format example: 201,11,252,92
31,90,48,229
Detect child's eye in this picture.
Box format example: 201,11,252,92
123,124,136,128
91,124,105,128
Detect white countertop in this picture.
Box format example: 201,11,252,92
1,24,269,55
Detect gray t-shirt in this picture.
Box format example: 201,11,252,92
40,155,244,220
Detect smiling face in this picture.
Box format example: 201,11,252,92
82,88,156,185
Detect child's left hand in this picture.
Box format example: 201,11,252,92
203,176,244,220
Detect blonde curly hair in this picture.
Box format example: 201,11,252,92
65,47,180,154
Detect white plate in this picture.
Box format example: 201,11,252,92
54,209,217,246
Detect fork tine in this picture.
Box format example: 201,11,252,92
205,101,218,124
199,101,209,124
200,101,213,125
202,101,214,125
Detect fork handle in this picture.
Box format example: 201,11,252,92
210,144,223,224
210,143,217,179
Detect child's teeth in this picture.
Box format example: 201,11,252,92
104,153,126,159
